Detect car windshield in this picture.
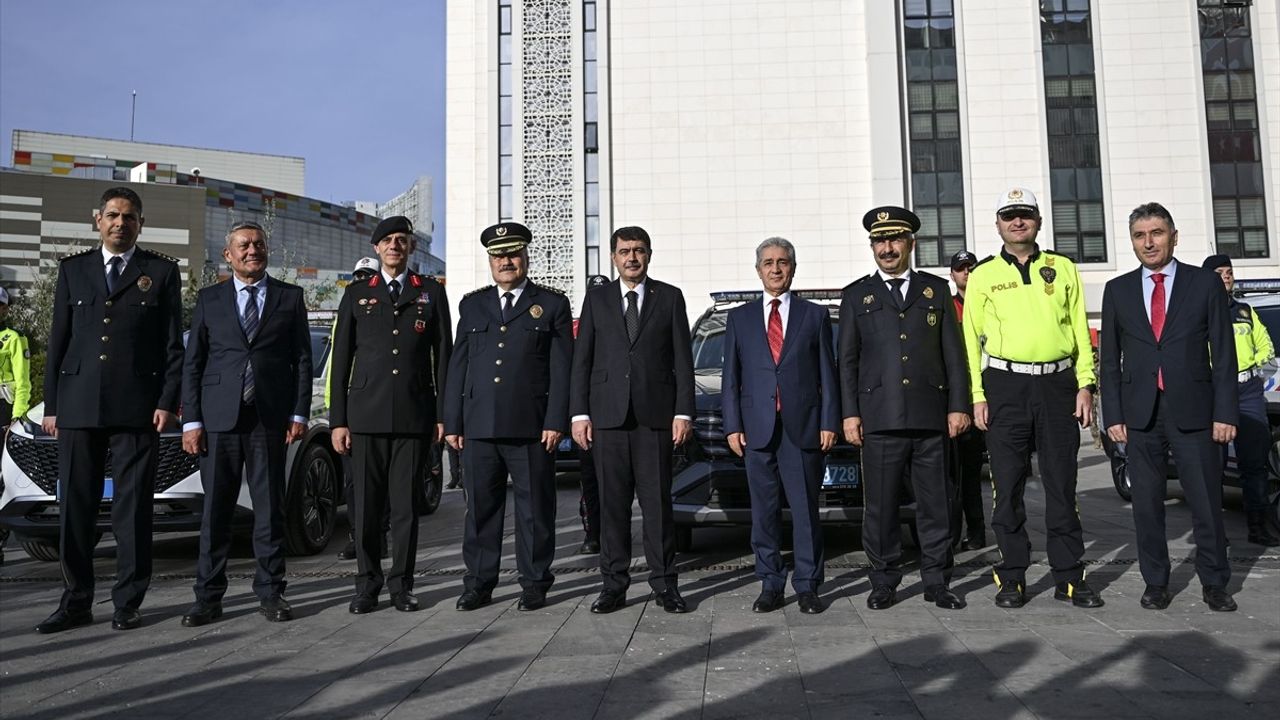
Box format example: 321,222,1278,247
691,307,839,370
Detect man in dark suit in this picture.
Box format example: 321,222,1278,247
1101,202,1239,612
570,226,696,614
330,216,451,614
37,186,183,633
722,237,839,614
445,222,572,611
839,206,971,610
178,221,312,626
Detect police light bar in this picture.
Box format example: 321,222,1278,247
711,289,844,303
1233,279,1280,295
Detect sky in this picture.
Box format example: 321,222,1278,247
0,0,449,251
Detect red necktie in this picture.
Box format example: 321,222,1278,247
768,298,783,410
1151,273,1166,390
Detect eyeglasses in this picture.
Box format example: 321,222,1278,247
998,209,1037,222
952,265,973,273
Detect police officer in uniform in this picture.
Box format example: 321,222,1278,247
330,216,452,614
445,222,572,611
0,287,32,565
575,274,611,555
964,187,1102,609
1203,254,1278,546
37,186,184,633
839,206,971,610
948,251,988,551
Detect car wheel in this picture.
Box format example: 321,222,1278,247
675,525,694,553
18,530,102,562
1111,455,1133,502
284,443,340,556
420,470,442,516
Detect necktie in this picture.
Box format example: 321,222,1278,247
502,291,515,322
887,277,906,307
389,279,402,305
241,285,260,403
1151,273,1166,391
106,256,123,294
624,290,639,343
768,298,783,411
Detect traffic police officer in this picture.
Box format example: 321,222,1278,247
839,206,971,610
330,216,452,615
0,286,32,565
948,251,988,551
445,222,572,611
38,186,184,633
964,187,1102,609
1203,254,1278,546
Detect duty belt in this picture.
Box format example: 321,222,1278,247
1237,366,1266,383
987,356,1074,376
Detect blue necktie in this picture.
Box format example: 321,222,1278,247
241,285,259,403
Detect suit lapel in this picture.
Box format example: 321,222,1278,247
632,281,659,343
507,283,536,321
1126,270,1157,343
1161,262,1191,334
393,274,422,310
108,251,143,300
900,272,926,310
256,277,284,337
775,297,805,365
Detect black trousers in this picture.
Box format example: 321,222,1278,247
1235,377,1271,514
578,445,600,541
461,438,557,594
57,427,157,612
1127,392,1230,588
950,428,987,542
861,430,952,588
743,418,825,593
983,367,1085,586
193,404,288,604
351,433,427,597
595,413,677,594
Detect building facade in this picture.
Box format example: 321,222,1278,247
447,0,1280,319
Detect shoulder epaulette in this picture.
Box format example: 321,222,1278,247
914,269,944,284
972,255,997,269
541,284,566,296
137,247,180,264
463,285,494,300
60,246,96,262
1042,249,1074,262
1234,299,1253,311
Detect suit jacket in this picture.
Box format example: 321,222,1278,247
44,245,183,429
182,277,313,433
443,282,572,439
838,271,970,433
569,277,695,429
721,295,840,450
329,272,452,434
1100,261,1238,432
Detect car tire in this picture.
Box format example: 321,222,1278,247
675,525,694,553
420,470,442,516
18,530,103,562
1111,455,1133,502
284,443,340,556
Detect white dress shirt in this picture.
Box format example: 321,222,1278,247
101,245,137,280
762,290,792,336
1141,259,1177,323
876,269,911,300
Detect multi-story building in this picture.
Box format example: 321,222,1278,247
447,0,1279,318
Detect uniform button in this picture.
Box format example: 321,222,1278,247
103,318,111,324
102,336,110,342
902,378,910,385
899,333,907,340
494,376,502,383
393,329,400,335
394,310,400,316
99,354,108,361
499,325,507,333
497,342,505,349
495,359,503,366
104,300,113,307
899,313,905,319
901,355,908,362
392,348,399,355
392,369,400,375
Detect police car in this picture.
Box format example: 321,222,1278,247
0,322,443,562
1097,279,1280,526
670,290,918,551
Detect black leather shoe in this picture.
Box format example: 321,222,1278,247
1054,580,1104,608
446,480,461,490
1202,585,1237,612
590,590,627,614
112,608,142,631
348,595,378,614
994,582,1027,609
260,596,294,622
182,601,223,627
655,587,688,613
337,538,357,560
752,589,785,613
923,585,966,610
578,539,600,555
796,592,825,614
35,608,92,634
866,585,897,610
517,589,547,611
1140,585,1171,610
960,532,987,551
456,590,492,611
1246,511,1280,546
391,592,421,612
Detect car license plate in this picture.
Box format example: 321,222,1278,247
55,477,113,501
558,437,574,453
822,463,859,488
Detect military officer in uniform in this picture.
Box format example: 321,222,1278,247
839,207,971,610
37,186,184,633
330,216,451,614
1203,254,1278,546
964,187,1102,609
0,286,32,565
445,222,572,611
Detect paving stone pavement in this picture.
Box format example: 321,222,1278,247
1,442,1277,719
